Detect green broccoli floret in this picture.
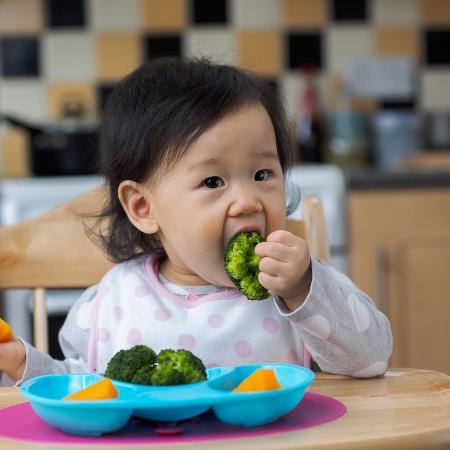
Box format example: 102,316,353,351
130,365,155,385
224,231,270,300
149,364,185,386
152,349,207,385
104,345,207,386
104,344,156,382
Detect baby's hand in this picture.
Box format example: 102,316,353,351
255,230,312,311
0,339,26,382
0,318,26,382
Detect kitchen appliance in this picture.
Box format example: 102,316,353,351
0,114,98,176
373,111,423,168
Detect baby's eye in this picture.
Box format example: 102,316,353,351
202,176,224,189
255,169,270,181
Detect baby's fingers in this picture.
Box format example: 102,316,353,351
255,241,290,262
258,272,286,294
259,256,286,277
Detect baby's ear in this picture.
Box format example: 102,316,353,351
118,180,159,234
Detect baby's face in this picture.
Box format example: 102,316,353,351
149,103,286,286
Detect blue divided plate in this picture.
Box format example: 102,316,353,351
20,363,314,436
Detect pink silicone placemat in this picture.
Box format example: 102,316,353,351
0,392,346,445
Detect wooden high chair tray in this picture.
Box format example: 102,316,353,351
0,368,448,449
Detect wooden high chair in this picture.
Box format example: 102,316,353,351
0,186,330,352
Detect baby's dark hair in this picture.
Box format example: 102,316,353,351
95,57,296,262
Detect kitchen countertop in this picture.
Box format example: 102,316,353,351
346,168,450,190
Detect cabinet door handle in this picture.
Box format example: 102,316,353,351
374,246,390,317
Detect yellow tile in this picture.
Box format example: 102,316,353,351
375,27,419,60
0,128,31,177
237,31,282,77
0,0,43,34
95,34,141,81
141,0,186,31
281,0,326,27
47,84,97,120
421,0,450,25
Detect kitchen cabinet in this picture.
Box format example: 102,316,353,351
348,187,450,374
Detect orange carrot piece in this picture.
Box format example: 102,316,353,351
0,318,13,343
233,368,283,393
65,378,118,401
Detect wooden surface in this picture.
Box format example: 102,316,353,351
0,368,449,449
0,186,114,289
348,188,450,374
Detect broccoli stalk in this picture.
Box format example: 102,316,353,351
224,231,270,300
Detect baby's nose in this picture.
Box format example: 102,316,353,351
228,188,263,216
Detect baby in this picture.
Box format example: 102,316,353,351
0,57,392,384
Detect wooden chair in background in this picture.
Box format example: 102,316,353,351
0,187,330,352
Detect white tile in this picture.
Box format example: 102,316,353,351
373,0,419,24
89,0,140,31
327,26,373,76
185,28,236,65
279,72,329,124
421,69,450,110
0,80,48,120
42,32,94,81
231,0,280,28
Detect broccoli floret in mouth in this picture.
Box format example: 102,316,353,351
224,231,270,300
104,345,207,386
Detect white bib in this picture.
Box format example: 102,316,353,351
87,255,309,373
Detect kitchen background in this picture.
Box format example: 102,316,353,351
0,0,449,373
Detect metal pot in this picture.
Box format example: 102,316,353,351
1,114,98,176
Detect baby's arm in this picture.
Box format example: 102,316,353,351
0,285,96,386
276,259,393,377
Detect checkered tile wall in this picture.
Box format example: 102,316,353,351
1,0,450,123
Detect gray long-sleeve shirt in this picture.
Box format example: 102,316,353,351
1,257,393,385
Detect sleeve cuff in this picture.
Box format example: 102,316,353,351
274,257,322,319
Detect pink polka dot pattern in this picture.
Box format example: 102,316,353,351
112,305,123,321
262,316,279,334
135,285,152,297
154,307,171,321
235,340,253,358
208,313,225,328
98,328,110,342
178,334,196,351
127,329,142,345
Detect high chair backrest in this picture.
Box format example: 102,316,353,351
0,187,330,352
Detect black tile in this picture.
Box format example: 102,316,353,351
424,29,450,66
192,0,227,24
332,0,368,22
144,35,182,59
46,0,86,28
0,37,40,77
97,83,116,113
379,99,416,110
287,33,323,70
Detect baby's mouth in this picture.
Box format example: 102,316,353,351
223,227,264,252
